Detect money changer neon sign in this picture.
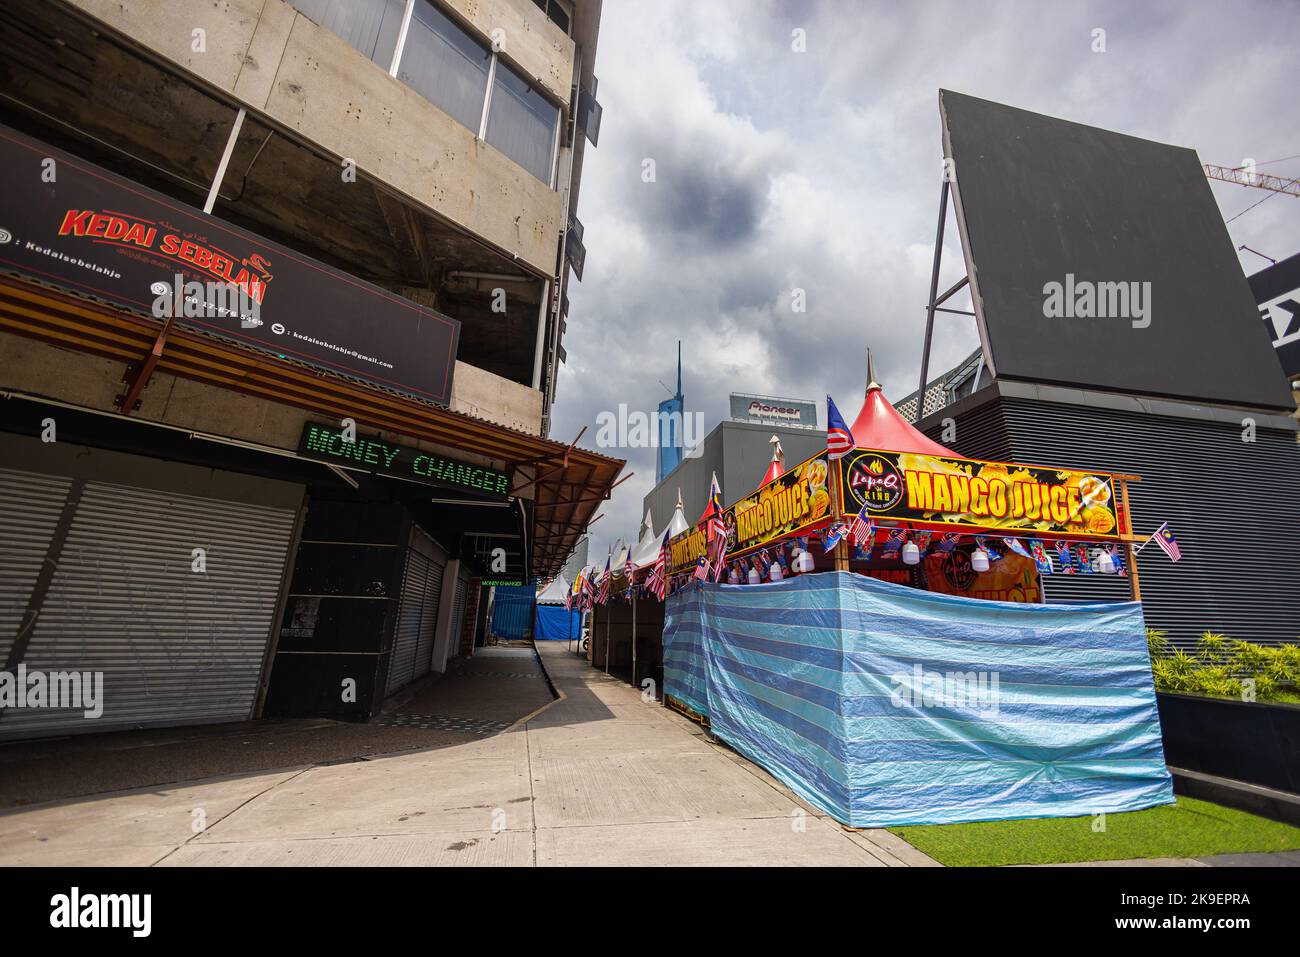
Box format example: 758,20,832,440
298,423,510,498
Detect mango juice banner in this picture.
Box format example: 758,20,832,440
669,453,832,574
838,448,1123,540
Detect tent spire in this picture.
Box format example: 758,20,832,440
865,348,882,394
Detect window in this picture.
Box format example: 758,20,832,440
532,0,572,35
289,0,405,67
301,0,564,185
398,0,492,133
486,59,560,184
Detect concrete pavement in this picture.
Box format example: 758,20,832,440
0,642,937,866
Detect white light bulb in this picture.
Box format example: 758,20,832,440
971,547,990,572
902,541,921,565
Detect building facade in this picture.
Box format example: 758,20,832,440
643,419,827,538
0,0,619,740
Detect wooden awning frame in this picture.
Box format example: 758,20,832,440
0,276,624,576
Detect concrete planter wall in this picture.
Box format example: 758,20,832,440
1156,692,1300,794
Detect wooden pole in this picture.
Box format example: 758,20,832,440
1118,477,1142,602
631,590,638,690
829,456,850,572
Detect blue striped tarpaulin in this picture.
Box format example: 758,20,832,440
663,571,1173,827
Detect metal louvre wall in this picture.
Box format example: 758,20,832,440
923,393,1014,462
386,526,444,695
0,472,297,740
387,550,428,695
998,397,1300,649
413,560,444,679
0,468,73,665
450,576,468,656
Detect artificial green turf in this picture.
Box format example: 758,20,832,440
887,797,1300,867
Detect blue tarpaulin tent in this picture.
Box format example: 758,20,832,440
535,604,582,640
663,571,1173,828
490,581,536,640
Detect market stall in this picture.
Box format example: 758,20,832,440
651,370,1173,828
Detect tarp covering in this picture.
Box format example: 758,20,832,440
490,581,535,640
535,604,582,640
663,571,1173,827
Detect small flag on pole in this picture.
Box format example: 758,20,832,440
1153,522,1182,562
849,504,874,547
826,395,854,460
880,529,906,559
934,532,961,554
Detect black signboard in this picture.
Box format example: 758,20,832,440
0,124,458,404
1248,251,1300,379
298,423,510,498
940,90,1294,411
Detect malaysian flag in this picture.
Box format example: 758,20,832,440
647,529,671,599
880,528,906,558
849,503,874,546
1153,522,1182,562
596,554,611,604
693,554,711,581
826,394,855,460
934,532,961,554
712,531,729,582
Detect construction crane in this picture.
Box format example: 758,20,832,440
1204,163,1300,197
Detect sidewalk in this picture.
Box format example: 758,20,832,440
0,642,936,866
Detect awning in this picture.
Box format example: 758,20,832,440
0,276,624,577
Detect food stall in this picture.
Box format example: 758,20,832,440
652,374,1173,828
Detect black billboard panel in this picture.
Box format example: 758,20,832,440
0,124,458,405
940,90,1294,411
1248,251,1300,379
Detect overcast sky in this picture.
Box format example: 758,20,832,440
551,0,1300,564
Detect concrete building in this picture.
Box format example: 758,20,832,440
643,418,826,538
0,0,620,740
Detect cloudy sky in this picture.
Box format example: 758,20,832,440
552,0,1300,561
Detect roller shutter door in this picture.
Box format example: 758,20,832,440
450,576,469,651
413,560,444,679
0,467,298,740
386,526,444,695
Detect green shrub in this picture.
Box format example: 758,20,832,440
1149,632,1299,704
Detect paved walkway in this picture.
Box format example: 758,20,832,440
0,643,936,866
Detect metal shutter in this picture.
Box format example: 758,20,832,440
450,576,469,651
386,527,445,694
387,548,428,694
0,470,297,740
0,468,73,666
413,559,444,678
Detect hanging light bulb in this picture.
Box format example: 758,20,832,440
769,561,783,582
797,549,816,573
971,546,990,572
1097,547,1116,574
728,564,740,585
902,539,921,566
747,564,761,585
